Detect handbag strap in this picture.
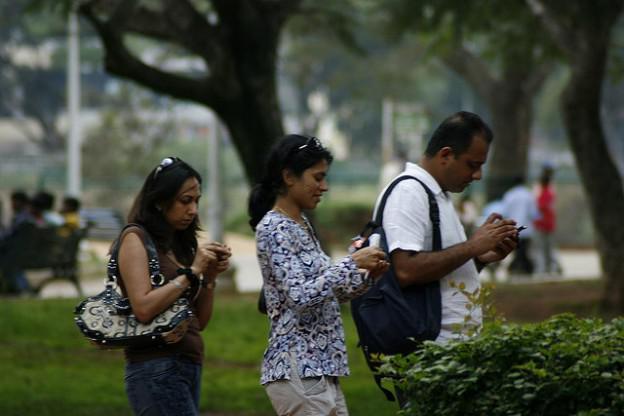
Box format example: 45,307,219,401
375,175,442,251
106,223,164,288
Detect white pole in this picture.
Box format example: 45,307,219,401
381,98,394,165
206,112,223,242
67,11,81,197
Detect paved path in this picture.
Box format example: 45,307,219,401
36,234,602,299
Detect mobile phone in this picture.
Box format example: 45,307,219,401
516,225,527,233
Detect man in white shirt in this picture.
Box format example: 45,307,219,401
501,176,539,275
377,111,519,344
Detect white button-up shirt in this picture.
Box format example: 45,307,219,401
374,162,482,343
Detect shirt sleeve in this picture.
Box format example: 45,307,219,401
382,180,431,253
259,221,371,311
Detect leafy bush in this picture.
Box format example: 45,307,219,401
382,314,624,416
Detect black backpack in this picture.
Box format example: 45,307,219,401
351,175,443,401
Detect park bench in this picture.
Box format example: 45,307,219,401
0,222,88,296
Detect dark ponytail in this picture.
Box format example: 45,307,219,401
248,182,278,231
248,134,333,231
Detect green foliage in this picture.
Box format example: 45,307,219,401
379,0,560,70
382,314,624,416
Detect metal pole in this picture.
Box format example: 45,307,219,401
206,112,223,242
67,11,81,197
381,98,394,166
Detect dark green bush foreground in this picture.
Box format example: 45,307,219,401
384,314,624,416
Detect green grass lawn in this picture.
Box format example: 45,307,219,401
0,293,399,416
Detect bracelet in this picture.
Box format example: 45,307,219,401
177,267,207,287
170,279,184,290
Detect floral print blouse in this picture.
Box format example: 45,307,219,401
256,210,372,385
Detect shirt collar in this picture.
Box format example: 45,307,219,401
403,162,445,196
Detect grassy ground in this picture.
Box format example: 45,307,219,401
0,292,399,416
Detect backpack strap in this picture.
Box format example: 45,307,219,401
375,175,441,251
365,175,442,401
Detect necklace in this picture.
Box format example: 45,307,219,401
273,206,311,233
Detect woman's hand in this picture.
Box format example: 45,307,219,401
352,246,390,280
191,244,218,276
201,242,232,278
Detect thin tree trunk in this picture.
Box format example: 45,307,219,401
485,90,533,201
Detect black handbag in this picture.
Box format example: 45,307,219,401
74,225,194,349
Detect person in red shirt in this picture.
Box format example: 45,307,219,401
534,165,562,275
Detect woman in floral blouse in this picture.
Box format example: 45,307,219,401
248,134,389,415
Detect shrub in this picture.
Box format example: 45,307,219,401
382,314,624,416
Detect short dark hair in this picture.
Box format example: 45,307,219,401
62,196,81,212
31,191,55,211
248,134,334,231
127,157,202,264
424,111,493,158
11,190,29,204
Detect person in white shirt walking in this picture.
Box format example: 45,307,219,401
376,111,519,345
500,176,539,275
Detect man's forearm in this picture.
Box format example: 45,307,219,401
393,241,480,287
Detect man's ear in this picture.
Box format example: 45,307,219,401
439,146,454,163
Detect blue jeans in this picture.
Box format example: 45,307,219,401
125,355,202,416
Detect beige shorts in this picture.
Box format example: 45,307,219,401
264,354,348,416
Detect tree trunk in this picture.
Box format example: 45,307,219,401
443,49,549,202
485,88,533,201
561,53,624,313
528,0,624,312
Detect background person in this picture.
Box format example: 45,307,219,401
58,196,82,237
248,134,389,416
534,164,562,275
0,190,34,294
501,175,539,276
117,156,231,415
30,191,64,226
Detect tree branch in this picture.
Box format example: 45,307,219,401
79,2,224,107
525,0,576,56
442,45,497,100
525,61,555,96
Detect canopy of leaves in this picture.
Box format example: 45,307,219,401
378,0,561,74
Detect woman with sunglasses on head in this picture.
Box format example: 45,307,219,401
118,157,231,416
249,135,390,415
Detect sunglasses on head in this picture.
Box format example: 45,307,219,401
296,136,324,152
153,156,180,179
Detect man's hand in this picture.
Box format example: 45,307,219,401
477,237,518,264
469,213,517,257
